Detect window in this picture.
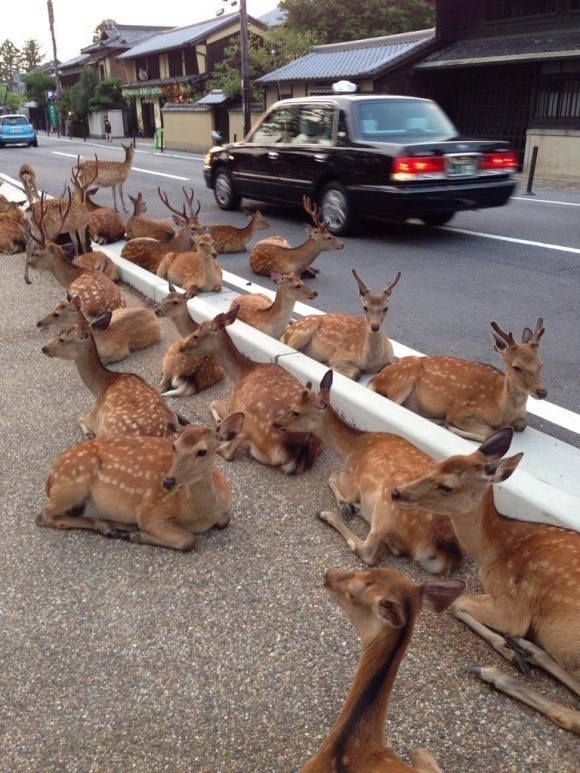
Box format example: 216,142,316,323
535,63,580,120
356,100,456,141
168,49,183,78
251,107,298,143
291,106,334,145
485,0,556,20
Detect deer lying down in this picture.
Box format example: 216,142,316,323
124,191,176,242
42,317,184,440
72,249,120,282
282,269,400,380
392,427,580,734
37,295,162,364
207,209,269,253
301,568,465,772
273,370,461,573
0,214,27,254
36,412,244,551
370,318,547,442
156,232,223,293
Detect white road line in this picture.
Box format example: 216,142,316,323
51,151,189,180
513,196,580,207
448,228,580,254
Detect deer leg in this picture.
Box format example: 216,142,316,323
111,186,119,212
452,593,531,639
327,471,361,519
442,412,494,442
130,512,196,551
119,185,128,213
209,399,229,424
328,358,362,381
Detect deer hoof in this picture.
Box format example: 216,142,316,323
340,502,357,520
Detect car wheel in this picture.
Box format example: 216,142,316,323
214,167,241,211
421,211,455,227
30,139,38,147
319,182,356,236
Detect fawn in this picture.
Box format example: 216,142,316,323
391,426,580,733
178,307,323,474
156,231,223,293
36,412,244,551
229,269,318,339
370,318,547,441
282,269,400,380
249,197,343,277
273,370,462,574
301,567,465,772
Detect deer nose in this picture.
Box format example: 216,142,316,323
391,488,401,501
162,477,176,490
536,387,548,399
370,323,380,333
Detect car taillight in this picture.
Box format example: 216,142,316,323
480,150,518,174
392,155,446,181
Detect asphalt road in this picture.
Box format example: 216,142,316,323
1,157,579,771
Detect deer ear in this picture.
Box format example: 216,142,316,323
70,295,82,311
377,597,406,628
421,579,465,613
484,452,523,483
217,412,244,441
320,370,333,391
91,311,112,332
478,427,514,460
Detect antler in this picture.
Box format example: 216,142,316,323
522,317,545,345
158,187,187,221
302,196,328,231
72,155,99,195
490,320,516,349
182,186,201,220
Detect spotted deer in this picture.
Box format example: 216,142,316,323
370,318,547,441
282,269,401,380
207,209,269,254
156,231,223,293
124,191,175,242
26,187,91,261
120,187,201,272
273,370,462,574
42,317,185,439
0,211,27,254
37,295,162,364
36,412,244,551
178,307,323,474
82,187,126,244
229,269,318,339
18,163,40,207
72,249,120,283
301,568,465,772
75,143,135,212
249,197,344,277
391,427,580,733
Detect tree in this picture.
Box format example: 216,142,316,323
89,76,125,111
68,66,99,123
20,71,55,106
0,39,24,92
21,40,45,71
279,0,435,44
93,19,117,43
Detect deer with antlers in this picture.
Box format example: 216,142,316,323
25,186,91,260
37,295,162,364
282,269,401,380
155,284,225,398
42,316,185,440
207,209,270,254
124,191,176,242
273,370,462,574
391,427,580,734
36,412,244,551
301,568,465,772
120,188,202,272
249,197,344,278
370,318,547,441
178,307,323,474
74,143,134,212
156,231,223,293
229,269,318,339
18,163,40,207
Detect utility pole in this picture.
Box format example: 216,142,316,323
47,0,61,137
217,0,251,137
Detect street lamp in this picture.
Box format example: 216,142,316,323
217,0,251,136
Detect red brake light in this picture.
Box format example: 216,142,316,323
480,151,518,173
392,155,445,180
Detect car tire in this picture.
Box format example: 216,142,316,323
30,139,38,147
319,182,356,236
214,167,241,211
421,211,455,227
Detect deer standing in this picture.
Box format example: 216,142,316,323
249,197,343,277
178,307,323,474
18,163,40,207
229,269,318,339
75,143,134,212
207,209,269,254
120,188,202,272
42,317,184,439
282,269,401,380
301,568,465,772
273,371,461,574
156,231,223,292
124,191,175,241
370,318,547,441
37,295,162,364
36,412,244,551
391,426,580,733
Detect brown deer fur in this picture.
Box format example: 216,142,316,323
125,192,175,242
208,209,269,254
156,232,223,292
75,144,134,212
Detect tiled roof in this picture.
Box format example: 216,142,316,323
418,28,580,67
256,29,435,84
81,24,172,55
258,7,287,27
196,89,227,105
59,53,91,70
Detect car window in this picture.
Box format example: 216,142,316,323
1,116,29,126
250,107,298,144
355,100,457,142
291,106,334,146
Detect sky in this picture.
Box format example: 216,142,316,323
4,1,281,65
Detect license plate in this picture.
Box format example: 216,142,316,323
446,155,478,177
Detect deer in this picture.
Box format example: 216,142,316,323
72,249,120,283
124,191,175,242
273,370,462,574
74,143,135,212
120,187,202,273
249,197,344,278
207,209,270,254
156,231,223,293
18,163,40,207
229,269,318,339
25,195,126,318
36,412,244,551
41,316,185,440
0,213,27,254
390,426,580,734
80,187,126,244
282,269,401,380
178,307,323,474
370,318,547,442
301,567,465,772
0,193,26,213
25,187,91,260
37,295,162,364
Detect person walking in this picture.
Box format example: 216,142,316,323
104,114,112,142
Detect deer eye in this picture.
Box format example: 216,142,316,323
437,484,453,493
512,365,522,372
292,410,300,418
197,449,207,457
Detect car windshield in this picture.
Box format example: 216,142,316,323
355,100,457,142
1,116,29,126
